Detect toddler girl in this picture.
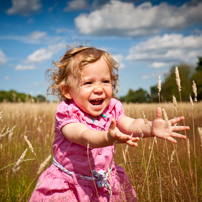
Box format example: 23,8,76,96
30,45,189,202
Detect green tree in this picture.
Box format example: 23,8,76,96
191,56,202,101
150,85,159,103
161,64,193,102
36,95,47,102
119,88,148,103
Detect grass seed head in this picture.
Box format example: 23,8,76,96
189,95,194,108
24,135,37,157
37,154,52,175
12,148,28,174
162,108,170,129
175,67,181,92
198,127,202,147
192,80,197,102
158,76,161,94
172,95,178,112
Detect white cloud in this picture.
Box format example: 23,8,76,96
29,31,48,41
15,64,35,70
26,42,65,63
151,62,167,68
4,76,9,80
15,42,65,70
64,0,89,11
142,70,169,79
0,49,7,66
0,30,49,44
112,54,125,68
126,33,202,67
75,0,202,37
27,18,35,23
7,0,42,15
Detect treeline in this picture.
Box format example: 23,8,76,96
120,56,202,103
0,90,47,103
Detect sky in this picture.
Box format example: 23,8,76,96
0,0,202,101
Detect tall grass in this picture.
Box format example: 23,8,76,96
0,100,202,201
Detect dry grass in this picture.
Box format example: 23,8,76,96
0,101,202,201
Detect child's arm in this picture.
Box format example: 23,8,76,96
118,107,189,143
61,119,139,148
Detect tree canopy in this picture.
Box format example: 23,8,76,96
0,90,47,103
119,88,149,103
120,56,202,103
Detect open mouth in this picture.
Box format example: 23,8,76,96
90,99,104,106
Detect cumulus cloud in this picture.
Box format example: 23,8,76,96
75,0,202,37
142,70,169,79
7,0,42,15
15,42,65,70
16,64,35,70
29,31,48,41
0,49,7,66
64,0,108,11
26,42,65,63
112,54,125,68
64,0,89,11
126,33,202,67
0,31,51,44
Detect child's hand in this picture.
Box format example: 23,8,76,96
108,118,139,146
151,107,190,143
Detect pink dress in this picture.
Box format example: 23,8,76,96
30,98,137,202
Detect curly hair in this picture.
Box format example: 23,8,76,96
46,45,119,100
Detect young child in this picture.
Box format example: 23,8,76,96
30,45,189,202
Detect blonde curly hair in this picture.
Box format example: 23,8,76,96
46,45,119,100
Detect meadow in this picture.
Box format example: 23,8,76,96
0,99,202,202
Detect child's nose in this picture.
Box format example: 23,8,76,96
93,84,103,94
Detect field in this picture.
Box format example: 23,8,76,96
0,101,202,201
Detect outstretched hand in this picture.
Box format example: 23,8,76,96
151,107,190,143
108,118,139,147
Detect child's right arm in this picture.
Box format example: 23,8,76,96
61,119,139,148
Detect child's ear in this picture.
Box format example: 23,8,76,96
61,86,72,99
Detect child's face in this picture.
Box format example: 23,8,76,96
65,57,113,119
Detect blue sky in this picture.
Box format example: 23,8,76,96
0,0,202,101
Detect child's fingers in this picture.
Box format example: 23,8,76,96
172,125,190,131
126,139,139,147
169,116,184,125
166,137,177,144
155,107,162,119
116,133,131,142
170,132,186,139
131,137,139,142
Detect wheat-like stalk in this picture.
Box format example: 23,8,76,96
12,148,28,174
172,95,178,113
170,150,175,163
189,95,194,108
162,108,170,130
138,128,144,138
124,133,133,154
198,127,202,148
0,110,3,120
158,76,161,94
187,139,190,159
37,154,51,175
175,67,181,92
24,135,37,157
192,80,197,102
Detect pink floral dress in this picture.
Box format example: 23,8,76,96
29,98,137,202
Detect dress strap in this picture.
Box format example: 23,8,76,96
53,157,112,195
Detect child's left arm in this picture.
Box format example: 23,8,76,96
118,107,189,143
